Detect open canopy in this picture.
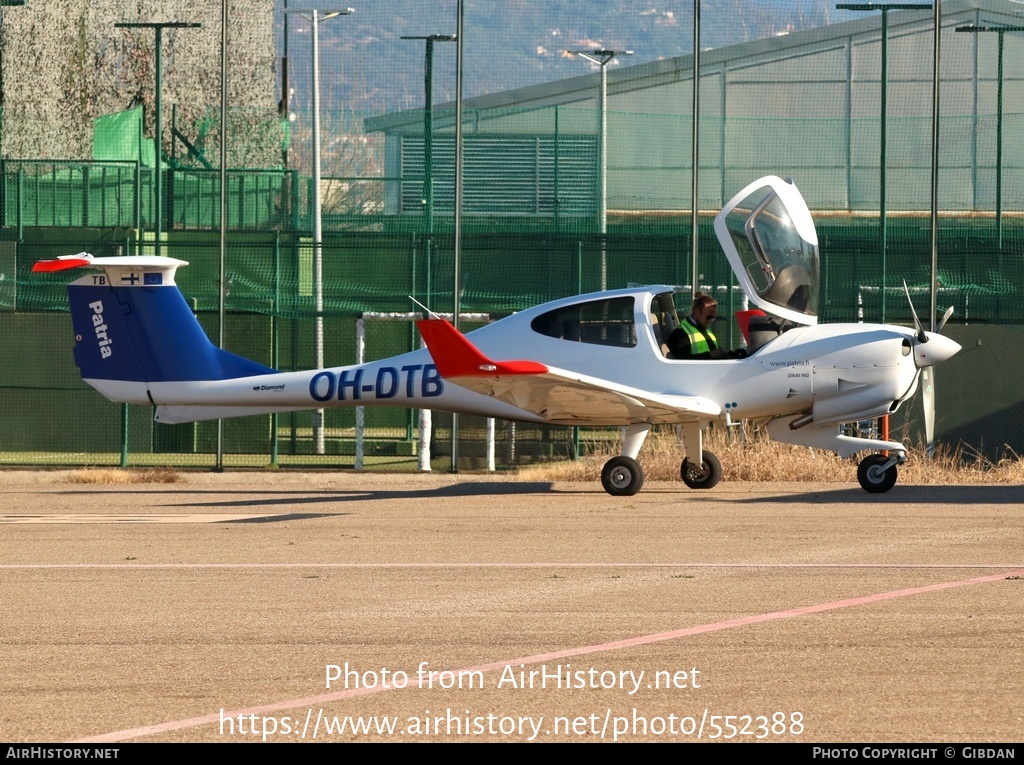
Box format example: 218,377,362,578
714,175,820,326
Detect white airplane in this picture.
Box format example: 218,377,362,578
34,175,961,495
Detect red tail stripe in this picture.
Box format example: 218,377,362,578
32,258,92,273
417,319,547,378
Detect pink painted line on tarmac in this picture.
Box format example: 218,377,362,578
74,567,1024,744
5,561,1024,570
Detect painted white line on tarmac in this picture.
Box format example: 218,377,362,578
72,566,1024,743
2,561,1022,569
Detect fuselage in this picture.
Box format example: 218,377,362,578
107,285,957,428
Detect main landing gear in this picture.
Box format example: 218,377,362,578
601,456,644,496
598,423,724,496
681,451,722,490
598,449,723,496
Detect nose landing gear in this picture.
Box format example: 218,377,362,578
857,453,902,493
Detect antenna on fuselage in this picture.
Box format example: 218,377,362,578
409,296,443,320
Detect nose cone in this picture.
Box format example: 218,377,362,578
913,332,961,368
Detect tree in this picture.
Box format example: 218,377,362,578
1,0,279,167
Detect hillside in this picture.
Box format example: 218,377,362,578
277,0,859,113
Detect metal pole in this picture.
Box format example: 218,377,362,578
956,25,1024,255
281,7,354,455
426,37,436,232
879,8,888,322
355,315,365,469
154,26,163,257
996,31,1005,253
451,0,464,472
282,8,352,453
570,49,632,290
691,0,700,301
115,22,201,256
933,2,937,331
311,8,325,454
282,0,290,168
837,4,932,322
599,58,608,257
929,0,940,333
401,32,454,473
400,35,455,234
217,0,228,471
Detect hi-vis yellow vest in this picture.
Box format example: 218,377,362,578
680,318,717,356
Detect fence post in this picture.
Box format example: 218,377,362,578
120,403,129,468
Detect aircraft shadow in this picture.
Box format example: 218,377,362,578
51,481,561,510
739,485,1024,505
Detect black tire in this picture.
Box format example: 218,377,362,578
601,456,644,496
680,450,723,489
857,454,898,493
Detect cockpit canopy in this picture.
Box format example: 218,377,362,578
714,176,820,327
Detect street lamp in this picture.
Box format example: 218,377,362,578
570,48,632,290
285,6,354,455
114,21,202,259
836,4,931,322
956,23,1024,254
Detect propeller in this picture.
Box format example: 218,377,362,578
903,280,928,343
921,367,936,457
936,304,954,333
902,281,955,458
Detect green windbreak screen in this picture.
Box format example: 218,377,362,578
4,3,1024,468
92,107,155,167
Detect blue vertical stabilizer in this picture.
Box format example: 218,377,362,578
66,274,276,384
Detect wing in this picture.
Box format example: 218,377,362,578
417,319,721,426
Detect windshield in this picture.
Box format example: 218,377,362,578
715,176,820,326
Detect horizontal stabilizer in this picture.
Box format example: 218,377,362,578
34,253,189,286
32,255,95,272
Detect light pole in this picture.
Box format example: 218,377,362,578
691,1,700,301
570,48,632,290
956,23,1024,254
451,0,464,473
836,4,931,322
402,33,455,474
401,34,456,235
285,6,354,455
114,21,202,259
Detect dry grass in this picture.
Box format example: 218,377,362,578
517,424,1024,485
65,468,184,485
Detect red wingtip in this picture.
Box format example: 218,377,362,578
32,258,92,273
417,319,547,378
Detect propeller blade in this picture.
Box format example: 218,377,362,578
903,280,927,343
936,305,954,334
922,367,936,458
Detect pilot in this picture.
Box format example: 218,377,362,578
667,292,747,360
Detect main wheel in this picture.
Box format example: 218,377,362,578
680,450,722,489
601,456,644,496
857,454,898,493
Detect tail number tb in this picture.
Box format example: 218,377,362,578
309,364,443,403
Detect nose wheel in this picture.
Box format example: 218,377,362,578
601,456,644,496
857,453,899,493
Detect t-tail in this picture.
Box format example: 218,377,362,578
34,253,511,425
34,254,278,414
